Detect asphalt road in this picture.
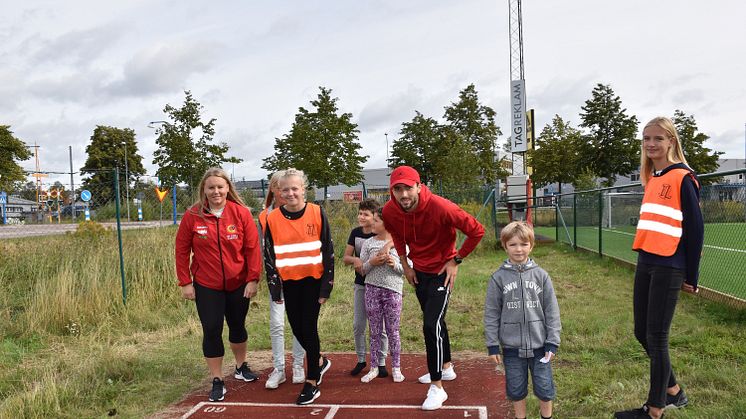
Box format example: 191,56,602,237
0,220,169,239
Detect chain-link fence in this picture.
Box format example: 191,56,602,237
5,165,742,307
529,168,746,307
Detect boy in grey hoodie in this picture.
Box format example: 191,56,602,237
484,221,561,419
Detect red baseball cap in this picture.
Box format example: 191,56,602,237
389,165,421,187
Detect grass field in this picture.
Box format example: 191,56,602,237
535,223,746,301
1,221,745,418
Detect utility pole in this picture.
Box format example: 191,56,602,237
69,146,76,222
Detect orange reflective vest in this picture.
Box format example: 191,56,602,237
632,168,698,257
266,203,324,281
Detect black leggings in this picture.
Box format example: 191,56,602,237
414,271,452,382
283,277,322,381
633,263,684,408
194,282,249,358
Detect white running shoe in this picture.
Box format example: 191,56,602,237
418,365,456,384
292,366,305,384
360,368,378,383
421,384,448,410
392,367,405,383
265,368,286,389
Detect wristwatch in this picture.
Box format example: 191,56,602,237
453,255,463,265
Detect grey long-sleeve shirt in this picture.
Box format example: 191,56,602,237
360,237,404,295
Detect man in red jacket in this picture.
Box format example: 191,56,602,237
382,166,484,411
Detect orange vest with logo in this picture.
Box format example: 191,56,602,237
632,168,697,257
266,203,324,281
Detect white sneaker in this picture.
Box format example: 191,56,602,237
265,368,286,389
418,365,456,384
360,368,378,383
392,367,405,383
292,366,305,384
421,384,448,410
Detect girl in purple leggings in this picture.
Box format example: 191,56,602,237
359,207,405,383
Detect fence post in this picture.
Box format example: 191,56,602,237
172,186,177,225
598,190,603,257
573,193,577,250
114,168,127,305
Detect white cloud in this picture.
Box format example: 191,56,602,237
104,41,222,97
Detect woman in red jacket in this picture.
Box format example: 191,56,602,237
175,167,263,402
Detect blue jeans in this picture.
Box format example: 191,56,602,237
503,353,556,401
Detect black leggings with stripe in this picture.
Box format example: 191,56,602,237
415,271,452,382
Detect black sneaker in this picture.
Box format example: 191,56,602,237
234,362,258,382
666,388,688,409
317,356,331,385
208,377,226,402
296,382,320,405
350,361,367,376
377,365,389,378
614,404,663,419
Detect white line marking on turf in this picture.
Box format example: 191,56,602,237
603,228,746,253
182,401,488,419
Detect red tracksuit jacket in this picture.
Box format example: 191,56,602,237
383,184,484,274
175,200,261,291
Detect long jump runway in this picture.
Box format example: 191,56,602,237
173,353,510,418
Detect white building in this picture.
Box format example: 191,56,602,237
1,196,38,221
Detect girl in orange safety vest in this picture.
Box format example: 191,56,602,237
615,117,704,419
263,168,334,406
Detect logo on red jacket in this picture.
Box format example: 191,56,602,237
195,225,208,236
227,224,237,233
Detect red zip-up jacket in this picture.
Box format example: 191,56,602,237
383,184,484,274
175,200,262,291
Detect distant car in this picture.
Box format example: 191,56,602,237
64,205,87,216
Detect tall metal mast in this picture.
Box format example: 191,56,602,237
508,0,526,175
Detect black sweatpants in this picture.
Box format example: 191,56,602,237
283,277,323,381
194,282,249,358
633,263,684,408
414,270,452,382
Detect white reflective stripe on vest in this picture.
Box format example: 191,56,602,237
636,219,682,238
274,240,322,254
639,203,683,221
275,254,323,268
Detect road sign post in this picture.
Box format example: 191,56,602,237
80,190,92,222
0,191,7,225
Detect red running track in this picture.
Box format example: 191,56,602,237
169,352,510,418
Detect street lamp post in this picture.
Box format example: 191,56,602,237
385,132,389,169
124,140,130,222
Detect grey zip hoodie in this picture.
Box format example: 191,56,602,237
484,259,561,358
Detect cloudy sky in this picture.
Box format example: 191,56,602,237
2,0,745,187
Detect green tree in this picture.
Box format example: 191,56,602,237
18,181,38,202
153,90,241,189
443,84,505,183
80,126,145,206
527,115,582,190
0,125,32,192
262,86,368,192
390,112,441,184
579,83,639,187
433,126,481,189
672,110,723,184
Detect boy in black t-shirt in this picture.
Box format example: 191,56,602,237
342,198,389,377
